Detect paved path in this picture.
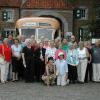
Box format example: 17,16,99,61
0,82,100,100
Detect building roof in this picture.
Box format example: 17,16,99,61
0,0,21,7
0,0,74,9
22,0,73,9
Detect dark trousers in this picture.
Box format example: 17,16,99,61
68,64,77,83
85,62,93,82
34,59,45,82
18,59,25,80
24,58,34,82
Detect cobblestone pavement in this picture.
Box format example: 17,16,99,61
0,81,100,100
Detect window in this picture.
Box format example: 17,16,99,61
3,29,16,37
80,7,88,20
74,7,88,20
96,6,100,19
21,28,35,38
5,9,14,22
38,28,53,41
39,23,51,26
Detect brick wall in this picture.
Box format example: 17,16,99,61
0,8,19,31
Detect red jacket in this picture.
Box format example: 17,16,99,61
0,44,12,62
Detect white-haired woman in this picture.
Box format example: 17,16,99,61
22,39,34,82
77,41,89,83
0,38,12,83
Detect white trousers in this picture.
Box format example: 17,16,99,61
77,59,88,82
57,74,67,86
93,63,100,82
0,62,9,82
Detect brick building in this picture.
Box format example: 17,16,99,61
0,0,74,38
0,0,100,40
73,0,100,41
0,0,21,37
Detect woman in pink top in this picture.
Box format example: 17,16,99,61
55,44,67,60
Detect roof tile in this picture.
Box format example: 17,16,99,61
22,0,73,9
0,0,21,7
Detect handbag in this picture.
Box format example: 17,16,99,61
0,45,5,65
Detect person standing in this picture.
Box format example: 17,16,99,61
7,34,14,81
11,38,22,81
77,41,89,83
45,40,57,63
92,40,100,82
67,43,79,83
0,38,12,83
34,42,46,82
22,39,34,83
84,41,93,82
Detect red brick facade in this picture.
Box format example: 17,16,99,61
22,0,72,9
0,0,99,40
0,0,21,7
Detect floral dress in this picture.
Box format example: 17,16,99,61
42,64,56,85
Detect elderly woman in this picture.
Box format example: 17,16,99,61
22,39,34,83
45,40,57,63
43,38,50,49
92,40,100,82
77,41,89,83
34,42,46,82
67,43,79,83
0,38,12,83
42,57,56,86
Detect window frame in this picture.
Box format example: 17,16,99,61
79,6,88,20
5,9,14,22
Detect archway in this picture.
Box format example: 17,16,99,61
34,11,68,35
39,15,64,37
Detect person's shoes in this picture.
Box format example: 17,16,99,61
1,81,6,84
12,79,16,82
79,81,84,84
66,79,69,85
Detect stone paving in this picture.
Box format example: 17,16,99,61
0,81,100,100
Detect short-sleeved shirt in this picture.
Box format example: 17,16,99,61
67,49,79,66
55,59,68,75
22,46,34,60
92,46,100,63
11,44,22,57
45,47,57,59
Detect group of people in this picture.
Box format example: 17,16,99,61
0,34,100,86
